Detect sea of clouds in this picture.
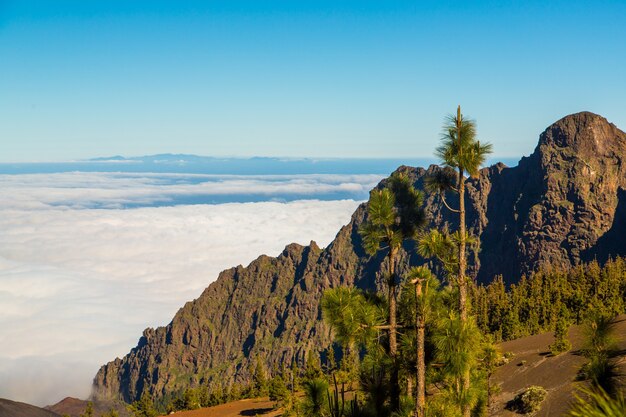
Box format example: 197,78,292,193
0,172,381,406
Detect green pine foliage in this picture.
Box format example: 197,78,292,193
473,258,626,342
578,314,621,394
305,349,324,380
431,314,485,415
549,313,572,355
301,377,329,417
128,392,158,417
252,359,269,397
268,373,289,402
567,387,626,417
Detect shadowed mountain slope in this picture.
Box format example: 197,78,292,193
93,112,626,403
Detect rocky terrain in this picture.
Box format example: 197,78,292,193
93,112,626,403
492,315,626,416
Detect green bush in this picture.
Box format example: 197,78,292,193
510,386,547,415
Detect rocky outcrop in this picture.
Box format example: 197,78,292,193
467,111,626,280
93,112,626,403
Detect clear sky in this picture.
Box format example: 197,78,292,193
1,0,625,162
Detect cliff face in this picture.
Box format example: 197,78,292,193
467,111,626,281
93,112,626,403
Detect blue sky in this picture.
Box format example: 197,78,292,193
1,0,625,162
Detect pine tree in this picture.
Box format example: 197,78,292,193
253,359,269,397
321,286,382,378
128,392,158,417
359,172,425,412
428,106,492,321
549,313,572,356
426,106,492,417
305,349,323,380
268,373,289,403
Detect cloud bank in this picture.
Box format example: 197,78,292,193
0,172,371,406
0,172,381,209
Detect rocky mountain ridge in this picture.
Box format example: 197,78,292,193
93,112,626,403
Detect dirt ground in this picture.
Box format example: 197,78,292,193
490,315,626,416
163,397,281,417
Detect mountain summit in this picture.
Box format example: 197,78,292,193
92,112,626,403
470,111,626,280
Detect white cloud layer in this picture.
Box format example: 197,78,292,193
0,173,370,406
0,172,381,209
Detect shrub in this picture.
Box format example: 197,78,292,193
509,386,547,415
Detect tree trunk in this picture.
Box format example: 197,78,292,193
407,375,413,398
415,281,426,417
457,105,467,322
388,246,400,412
457,106,471,417
458,167,467,322
487,372,491,409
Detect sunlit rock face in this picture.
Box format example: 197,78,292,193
464,111,626,282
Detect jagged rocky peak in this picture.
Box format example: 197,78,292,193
92,112,626,404
469,112,626,281
537,111,625,156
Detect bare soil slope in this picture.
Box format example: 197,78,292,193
45,397,131,417
0,398,60,417
491,315,626,416
163,397,280,417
